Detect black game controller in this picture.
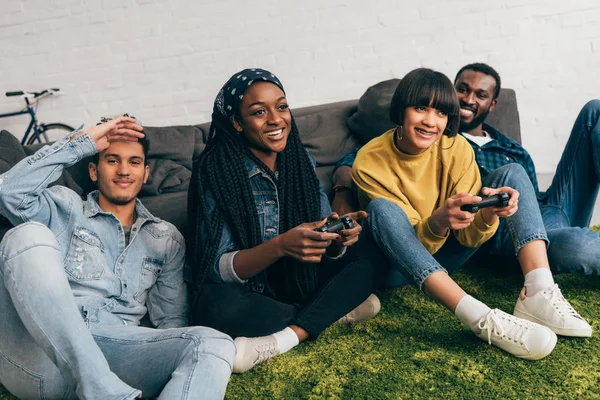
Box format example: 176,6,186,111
314,216,355,233
460,192,510,213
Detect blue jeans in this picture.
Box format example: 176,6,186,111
487,100,600,275
364,163,548,289
0,223,234,400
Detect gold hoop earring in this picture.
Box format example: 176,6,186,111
396,125,403,141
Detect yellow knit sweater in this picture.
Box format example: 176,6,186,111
353,129,498,254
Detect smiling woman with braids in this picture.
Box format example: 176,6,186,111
187,69,385,374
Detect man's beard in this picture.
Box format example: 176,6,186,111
108,195,136,206
459,107,491,132
99,189,136,206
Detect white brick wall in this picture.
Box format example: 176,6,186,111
1,0,599,173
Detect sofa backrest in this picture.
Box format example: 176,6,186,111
485,89,521,143
1,86,521,239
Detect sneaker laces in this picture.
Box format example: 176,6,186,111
543,284,581,318
252,341,279,366
479,309,533,346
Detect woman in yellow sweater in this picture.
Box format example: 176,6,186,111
353,68,591,360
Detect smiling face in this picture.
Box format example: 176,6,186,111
396,105,448,155
454,69,497,134
88,140,149,208
232,81,291,169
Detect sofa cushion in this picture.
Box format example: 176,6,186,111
139,191,188,236
0,130,27,166
143,125,199,170
295,107,361,166
195,123,211,159
136,125,199,196
346,79,399,145
485,89,521,143
0,131,17,225
142,159,191,196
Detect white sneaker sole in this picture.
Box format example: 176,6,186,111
478,329,557,360
514,308,593,338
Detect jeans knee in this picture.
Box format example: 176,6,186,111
1,222,58,249
366,199,411,233
498,162,527,178
183,326,235,368
0,222,58,256
488,163,530,190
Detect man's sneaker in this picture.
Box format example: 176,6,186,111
514,284,593,337
475,308,557,360
337,294,381,324
233,335,280,374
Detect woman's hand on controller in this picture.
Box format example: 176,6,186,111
430,193,481,235
336,210,367,248
276,218,338,263
480,186,519,222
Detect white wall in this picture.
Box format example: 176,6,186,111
1,0,598,172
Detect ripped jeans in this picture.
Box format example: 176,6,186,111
0,223,234,400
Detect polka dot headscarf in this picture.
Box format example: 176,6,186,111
213,68,285,124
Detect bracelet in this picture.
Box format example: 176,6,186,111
332,184,353,193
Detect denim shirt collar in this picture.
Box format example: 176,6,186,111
83,191,161,224
243,155,278,180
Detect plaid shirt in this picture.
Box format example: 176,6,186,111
335,123,547,201
466,123,547,201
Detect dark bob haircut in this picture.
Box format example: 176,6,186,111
389,68,460,138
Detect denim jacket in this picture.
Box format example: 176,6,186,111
201,154,331,290
0,130,187,328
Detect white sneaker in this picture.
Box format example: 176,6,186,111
475,308,557,360
233,335,280,374
514,284,593,337
337,294,381,324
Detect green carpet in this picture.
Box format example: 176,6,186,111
2,229,600,399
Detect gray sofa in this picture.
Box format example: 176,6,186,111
0,82,521,243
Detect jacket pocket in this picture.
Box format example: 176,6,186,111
64,227,106,281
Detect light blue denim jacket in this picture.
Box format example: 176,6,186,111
201,154,332,289
0,130,188,328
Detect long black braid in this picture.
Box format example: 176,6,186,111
188,70,323,316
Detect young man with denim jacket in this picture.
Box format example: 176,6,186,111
0,116,234,400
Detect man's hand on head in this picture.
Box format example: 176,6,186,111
75,116,144,153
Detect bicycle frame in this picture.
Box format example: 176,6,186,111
0,106,47,144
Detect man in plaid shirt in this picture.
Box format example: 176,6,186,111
333,62,600,276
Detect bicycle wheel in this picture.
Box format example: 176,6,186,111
27,123,76,145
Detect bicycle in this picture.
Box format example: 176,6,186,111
1,88,75,145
